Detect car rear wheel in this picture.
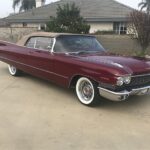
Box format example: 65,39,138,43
8,65,20,76
76,77,99,106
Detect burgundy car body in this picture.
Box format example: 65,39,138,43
0,32,150,103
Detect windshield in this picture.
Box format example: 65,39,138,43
54,35,105,53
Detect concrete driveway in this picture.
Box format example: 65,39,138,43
0,61,150,150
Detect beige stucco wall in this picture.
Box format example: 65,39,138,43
10,22,132,35
11,22,114,34
11,23,22,27
11,23,47,30
89,22,113,33
11,23,40,28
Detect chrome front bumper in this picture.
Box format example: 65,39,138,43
98,86,150,101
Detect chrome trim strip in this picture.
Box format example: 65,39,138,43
0,56,68,79
132,86,150,91
51,38,56,53
114,73,150,80
131,73,150,77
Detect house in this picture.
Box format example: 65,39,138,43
3,0,134,34
0,19,10,27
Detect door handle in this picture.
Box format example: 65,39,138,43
28,51,33,54
35,50,41,53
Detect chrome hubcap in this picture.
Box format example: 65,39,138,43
10,66,16,74
9,65,17,75
80,81,94,101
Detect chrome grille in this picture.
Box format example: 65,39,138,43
130,74,150,86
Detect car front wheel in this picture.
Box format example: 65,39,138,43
8,65,20,76
76,77,99,106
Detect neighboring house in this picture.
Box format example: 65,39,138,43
3,0,134,34
0,19,10,27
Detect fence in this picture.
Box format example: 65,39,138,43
0,27,38,42
96,35,150,55
0,27,149,54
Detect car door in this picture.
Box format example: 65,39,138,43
25,36,54,80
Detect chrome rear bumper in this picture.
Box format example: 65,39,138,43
98,86,150,101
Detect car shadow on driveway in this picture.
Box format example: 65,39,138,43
23,72,150,110
95,94,150,120
22,72,76,96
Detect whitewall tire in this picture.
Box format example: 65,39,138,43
8,65,20,76
76,77,99,106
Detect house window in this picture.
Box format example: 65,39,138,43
113,22,127,35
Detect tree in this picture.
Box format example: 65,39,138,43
46,3,90,34
139,0,150,14
128,10,150,55
13,0,36,12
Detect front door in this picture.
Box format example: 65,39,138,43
25,36,54,80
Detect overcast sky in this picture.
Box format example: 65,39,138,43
0,0,141,18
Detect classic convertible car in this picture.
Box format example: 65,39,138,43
0,32,150,106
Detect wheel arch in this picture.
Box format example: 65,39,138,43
69,74,99,88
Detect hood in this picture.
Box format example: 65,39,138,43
74,53,150,76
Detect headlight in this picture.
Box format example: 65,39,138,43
117,77,124,86
116,76,131,86
124,76,131,84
